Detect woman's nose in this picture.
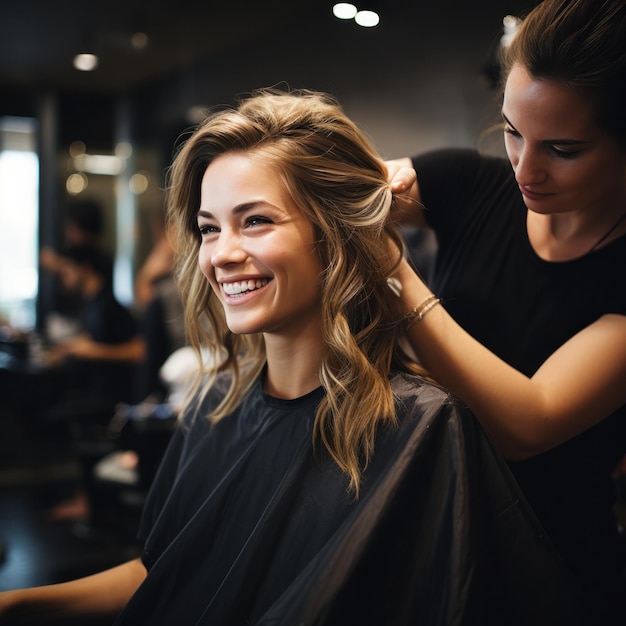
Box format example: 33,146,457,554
210,231,247,267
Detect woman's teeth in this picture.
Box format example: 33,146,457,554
222,278,269,296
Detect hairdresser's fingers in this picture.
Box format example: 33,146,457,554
384,158,416,193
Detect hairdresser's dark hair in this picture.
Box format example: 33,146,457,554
502,0,626,145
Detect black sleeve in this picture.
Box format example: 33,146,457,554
412,149,481,226
411,148,513,238
134,295,171,401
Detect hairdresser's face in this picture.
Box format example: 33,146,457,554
197,152,323,338
502,64,626,216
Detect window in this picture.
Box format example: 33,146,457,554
0,117,39,329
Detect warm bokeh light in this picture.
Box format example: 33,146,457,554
73,53,99,71
115,141,133,159
69,140,86,158
131,32,149,50
66,172,88,195
186,105,210,124
500,15,521,47
129,172,149,195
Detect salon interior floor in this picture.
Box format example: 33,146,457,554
2,401,626,597
0,404,142,592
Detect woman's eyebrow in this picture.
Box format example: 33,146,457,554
196,202,260,220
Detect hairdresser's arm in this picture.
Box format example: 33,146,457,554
395,258,626,461
0,557,146,624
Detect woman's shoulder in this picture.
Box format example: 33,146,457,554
179,370,235,428
391,370,465,414
368,373,478,471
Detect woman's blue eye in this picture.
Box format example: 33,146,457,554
247,216,271,227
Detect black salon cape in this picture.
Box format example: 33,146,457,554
114,372,586,625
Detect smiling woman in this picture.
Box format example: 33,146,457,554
196,152,323,352
0,89,586,626
168,89,420,485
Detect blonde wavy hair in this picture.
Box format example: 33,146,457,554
166,88,427,493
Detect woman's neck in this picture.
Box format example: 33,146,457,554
263,329,323,400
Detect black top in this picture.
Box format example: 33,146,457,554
77,286,139,404
114,371,585,625
413,148,626,607
133,274,186,403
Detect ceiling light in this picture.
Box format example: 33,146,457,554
73,53,99,72
73,153,124,175
355,10,379,27
333,3,357,19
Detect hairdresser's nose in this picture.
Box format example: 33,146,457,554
210,229,248,268
512,143,548,187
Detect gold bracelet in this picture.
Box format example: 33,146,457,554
402,295,441,328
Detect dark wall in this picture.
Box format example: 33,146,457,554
131,0,531,164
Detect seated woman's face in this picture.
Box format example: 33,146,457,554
196,151,324,339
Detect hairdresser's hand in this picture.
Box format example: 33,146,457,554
383,158,423,227
385,158,416,193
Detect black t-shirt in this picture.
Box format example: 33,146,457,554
413,148,626,603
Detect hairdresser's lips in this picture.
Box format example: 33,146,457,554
518,185,553,201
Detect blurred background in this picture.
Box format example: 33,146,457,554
0,0,531,329
0,0,535,593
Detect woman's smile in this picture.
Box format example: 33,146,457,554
220,277,271,298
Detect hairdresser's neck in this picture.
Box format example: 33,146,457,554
263,328,323,400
